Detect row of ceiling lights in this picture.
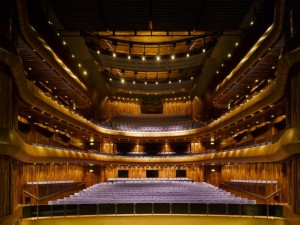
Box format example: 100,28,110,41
110,76,193,84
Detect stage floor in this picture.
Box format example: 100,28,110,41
22,215,289,225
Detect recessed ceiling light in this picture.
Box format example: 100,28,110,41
186,53,190,57
142,56,145,61
97,50,100,54
121,79,125,83
171,55,175,60
128,55,131,60
113,52,116,57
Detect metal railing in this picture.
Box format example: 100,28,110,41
22,202,284,219
23,182,85,205
219,182,282,203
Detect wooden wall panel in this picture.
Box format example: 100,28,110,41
0,156,19,218
111,101,141,116
98,165,204,182
221,163,288,202
0,66,17,129
163,100,192,115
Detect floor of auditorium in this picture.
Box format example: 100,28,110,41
22,215,288,225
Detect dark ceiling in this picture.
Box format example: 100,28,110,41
49,0,253,32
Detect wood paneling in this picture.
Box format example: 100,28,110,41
0,156,19,218
98,165,204,182
0,66,17,129
111,100,141,116
221,163,288,202
163,100,192,115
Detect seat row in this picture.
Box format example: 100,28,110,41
49,181,256,205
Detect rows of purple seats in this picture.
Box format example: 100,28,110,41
99,114,205,132
49,179,256,205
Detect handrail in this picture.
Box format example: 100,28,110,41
219,181,281,200
23,182,85,202
21,203,285,219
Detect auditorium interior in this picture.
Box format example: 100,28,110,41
1,0,300,224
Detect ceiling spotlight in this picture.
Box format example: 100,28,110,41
113,52,116,57
156,55,161,61
142,56,145,61
97,50,100,54
62,41,66,45
71,54,75,58
250,21,254,26
179,79,181,82
109,78,112,81
169,80,172,84
78,63,81,67
171,54,175,60
133,81,136,84
83,70,88,75
202,49,206,53
186,53,190,57
235,42,239,46
191,76,193,80
227,53,231,58
145,81,147,85
121,79,125,83
128,55,131,60
156,81,158,85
